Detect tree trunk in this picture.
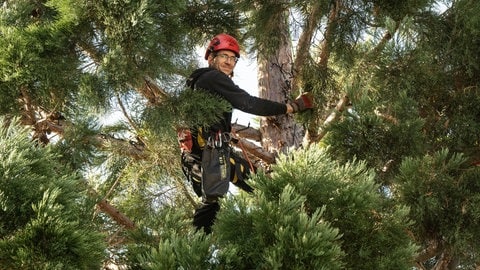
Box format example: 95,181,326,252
257,10,303,156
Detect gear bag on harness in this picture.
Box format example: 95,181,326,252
177,127,255,197
201,130,231,198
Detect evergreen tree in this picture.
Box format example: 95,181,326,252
0,0,479,269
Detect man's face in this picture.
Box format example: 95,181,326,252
209,50,238,76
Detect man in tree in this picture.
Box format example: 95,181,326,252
183,33,313,233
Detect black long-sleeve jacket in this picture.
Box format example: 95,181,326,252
187,67,287,133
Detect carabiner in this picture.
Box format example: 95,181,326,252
214,131,222,148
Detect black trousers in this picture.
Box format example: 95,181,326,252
193,201,220,234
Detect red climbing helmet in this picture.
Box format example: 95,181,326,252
204,33,240,60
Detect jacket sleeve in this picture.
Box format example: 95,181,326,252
195,70,288,116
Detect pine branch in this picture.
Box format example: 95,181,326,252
291,2,323,93
304,0,341,145
96,198,136,230
307,95,349,145
232,123,261,142
367,21,400,60
231,137,276,164
374,109,399,124
87,185,136,230
104,160,132,200
415,238,442,264
115,93,138,131
18,86,65,144
93,133,147,159
115,93,148,149
318,0,340,68
141,75,169,104
77,40,104,65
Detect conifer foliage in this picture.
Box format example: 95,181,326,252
214,147,416,269
396,149,480,267
0,117,105,269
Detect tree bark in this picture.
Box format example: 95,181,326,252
96,199,136,230
257,9,303,154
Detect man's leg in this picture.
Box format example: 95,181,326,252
193,199,220,234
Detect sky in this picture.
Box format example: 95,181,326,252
227,55,260,128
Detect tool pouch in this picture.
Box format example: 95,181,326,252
201,133,231,198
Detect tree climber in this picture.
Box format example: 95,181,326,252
181,33,313,234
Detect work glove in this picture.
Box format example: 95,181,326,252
290,92,314,113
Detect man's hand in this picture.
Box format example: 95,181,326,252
290,92,314,113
